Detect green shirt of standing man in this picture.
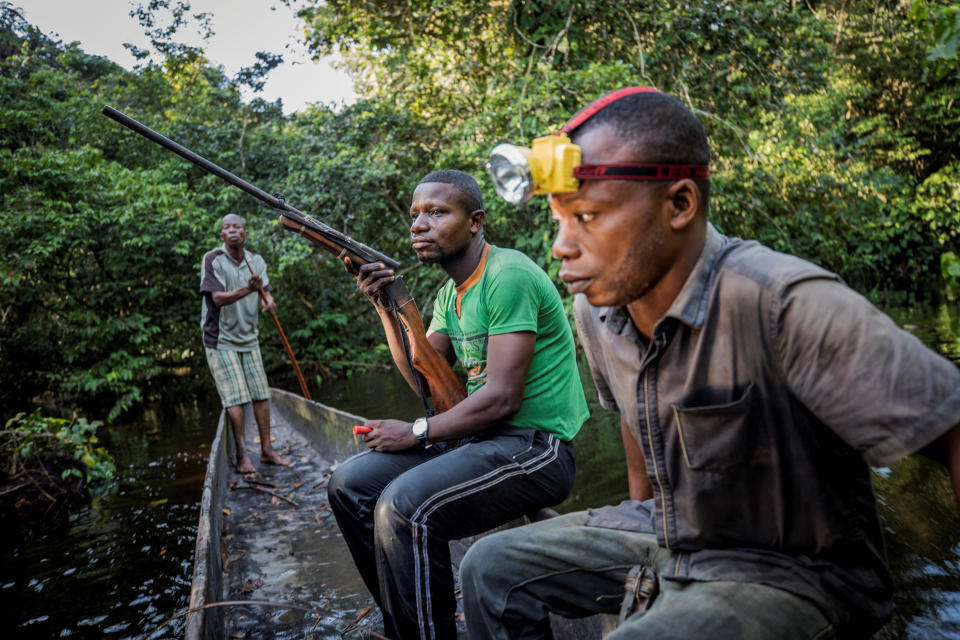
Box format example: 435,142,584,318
200,213,292,473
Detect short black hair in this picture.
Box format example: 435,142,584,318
572,90,710,208
417,170,484,213
221,213,246,228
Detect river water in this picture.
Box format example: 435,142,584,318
4,301,960,639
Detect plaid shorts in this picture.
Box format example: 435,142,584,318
205,347,271,407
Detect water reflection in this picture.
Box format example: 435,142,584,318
874,302,960,637
5,392,218,639
873,445,960,638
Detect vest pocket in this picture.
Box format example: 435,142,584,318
672,382,756,473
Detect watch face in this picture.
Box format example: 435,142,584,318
413,418,428,437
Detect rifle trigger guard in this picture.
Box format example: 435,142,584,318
337,247,348,260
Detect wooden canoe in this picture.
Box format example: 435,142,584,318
184,388,612,639
184,388,369,639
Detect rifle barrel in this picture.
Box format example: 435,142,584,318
101,105,399,269
103,105,283,208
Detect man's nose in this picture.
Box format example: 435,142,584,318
410,213,429,232
551,221,580,261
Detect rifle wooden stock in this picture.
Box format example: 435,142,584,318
386,283,467,414
100,105,465,414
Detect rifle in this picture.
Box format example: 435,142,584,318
102,106,466,415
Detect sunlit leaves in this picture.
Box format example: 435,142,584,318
943,252,960,289
3,410,117,484
910,0,960,81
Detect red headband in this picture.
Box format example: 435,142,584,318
560,86,709,182
561,86,662,134
574,163,709,181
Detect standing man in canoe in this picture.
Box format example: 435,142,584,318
461,88,960,638
329,170,589,639
200,213,292,474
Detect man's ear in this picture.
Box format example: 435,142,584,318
666,179,700,231
470,209,486,234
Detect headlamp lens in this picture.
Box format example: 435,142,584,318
486,143,534,205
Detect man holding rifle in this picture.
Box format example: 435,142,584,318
461,88,960,638
200,213,292,474
328,170,589,639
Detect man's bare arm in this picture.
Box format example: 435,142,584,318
424,331,534,439
362,331,535,451
622,415,652,500
211,273,264,308
211,285,256,307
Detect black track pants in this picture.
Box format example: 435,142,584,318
328,428,577,640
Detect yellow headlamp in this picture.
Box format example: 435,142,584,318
486,134,581,205
486,87,710,205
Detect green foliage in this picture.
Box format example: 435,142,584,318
910,0,960,80
0,2,287,417
943,251,960,289
3,410,116,483
2,1,958,418
236,51,284,93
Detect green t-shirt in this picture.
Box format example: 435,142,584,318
428,245,588,441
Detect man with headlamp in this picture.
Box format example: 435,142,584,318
461,87,960,638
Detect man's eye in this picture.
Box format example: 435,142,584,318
575,212,595,223
430,209,443,216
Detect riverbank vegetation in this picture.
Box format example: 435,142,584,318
1,410,115,534
1,0,958,425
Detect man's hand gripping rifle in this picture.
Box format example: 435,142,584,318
102,105,466,415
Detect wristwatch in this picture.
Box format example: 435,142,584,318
411,417,432,448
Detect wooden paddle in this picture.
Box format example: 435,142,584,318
243,254,312,400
